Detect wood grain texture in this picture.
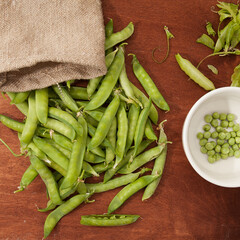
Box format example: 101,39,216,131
1,0,240,239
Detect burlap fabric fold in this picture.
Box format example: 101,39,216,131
0,0,107,92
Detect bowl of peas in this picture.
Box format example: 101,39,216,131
182,87,240,188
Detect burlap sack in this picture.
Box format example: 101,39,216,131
0,0,107,92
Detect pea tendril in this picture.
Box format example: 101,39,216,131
152,26,174,64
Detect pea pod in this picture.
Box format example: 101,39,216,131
87,48,118,98
48,107,83,136
11,91,31,104
132,98,152,158
80,214,140,227
104,139,153,183
130,54,170,111
29,155,63,206
84,44,125,111
118,144,165,175
130,82,158,124
145,118,158,141
59,115,87,192
20,92,39,148
6,92,29,116
175,53,215,91
44,118,76,141
35,88,48,124
44,193,92,239
14,164,38,193
85,170,146,193
114,102,128,168
108,174,159,214
106,117,117,164
105,22,134,50
125,104,140,152
52,84,79,112
88,94,120,151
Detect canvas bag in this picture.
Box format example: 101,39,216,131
0,0,107,92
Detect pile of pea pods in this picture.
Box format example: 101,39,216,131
0,20,170,238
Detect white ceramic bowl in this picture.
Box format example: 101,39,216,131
182,87,240,188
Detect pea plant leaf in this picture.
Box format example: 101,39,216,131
196,33,215,49
207,65,218,75
216,1,239,22
231,64,240,86
206,22,216,36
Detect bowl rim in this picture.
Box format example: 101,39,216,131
182,86,240,188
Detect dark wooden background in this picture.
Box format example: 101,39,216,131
1,0,240,239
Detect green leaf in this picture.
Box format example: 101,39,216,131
216,1,239,22
231,64,240,86
207,65,218,75
206,22,216,36
196,33,215,49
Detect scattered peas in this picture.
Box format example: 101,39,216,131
227,113,235,121
212,112,219,119
197,132,204,139
211,131,218,138
203,124,211,131
219,113,227,121
203,131,211,139
233,124,240,132
204,114,212,123
211,119,219,128
220,120,228,128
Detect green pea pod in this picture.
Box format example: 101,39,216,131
86,170,144,193
132,98,152,158
52,84,79,112
84,44,125,111
6,92,29,116
80,214,140,227
145,118,158,141
106,117,117,164
125,104,140,153
67,86,88,100
20,92,39,148
35,88,48,124
60,115,87,193
114,102,128,168
105,22,134,50
29,155,63,206
119,63,143,108
0,114,25,132
33,136,69,171
52,132,73,151
14,164,38,193
118,144,165,175
175,53,215,91
130,54,170,111
88,94,120,151
44,118,76,141
82,161,99,177
87,48,118,98
104,139,153,183
142,145,167,201
39,180,80,213
108,174,159,214
130,82,158,124
48,107,83,136
44,193,92,239
11,91,31,104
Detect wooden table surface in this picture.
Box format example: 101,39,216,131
1,0,240,239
